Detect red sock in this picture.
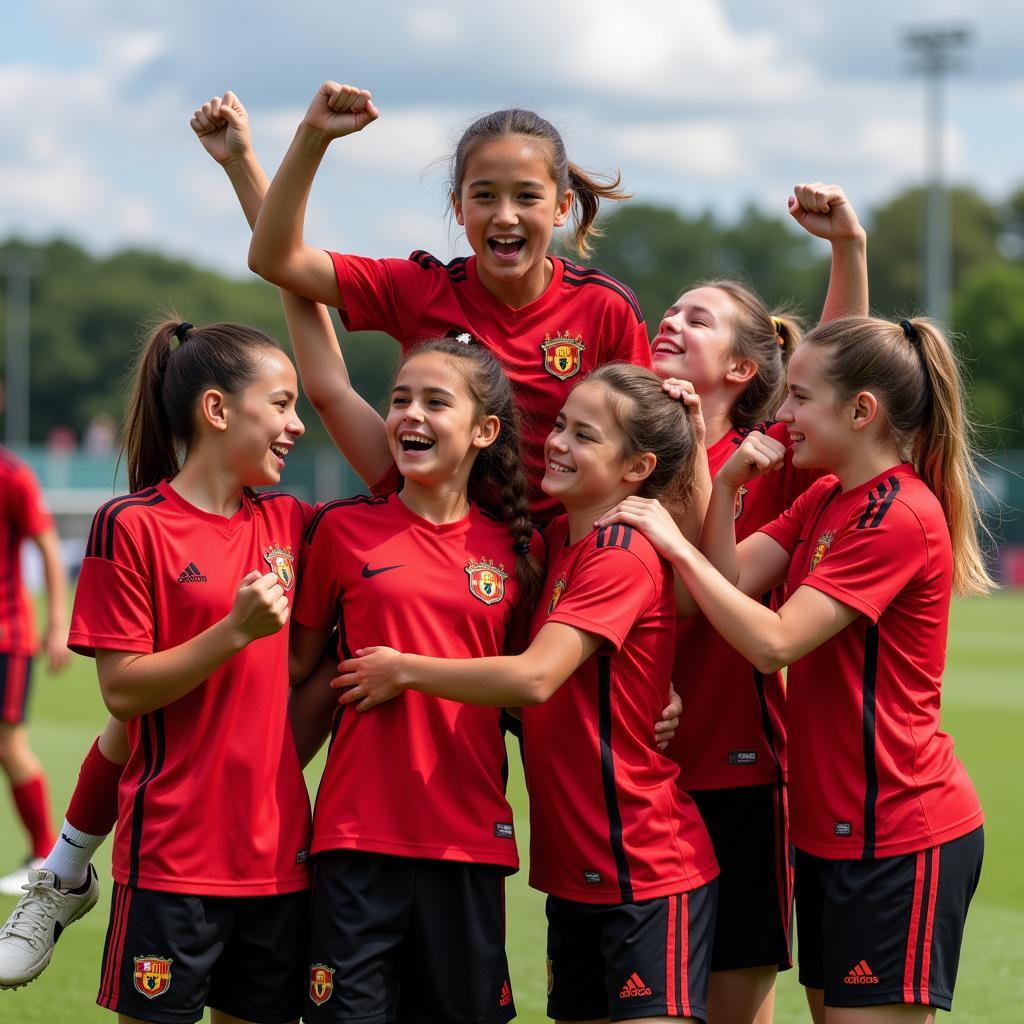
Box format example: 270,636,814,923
66,738,122,836
10,774,54,859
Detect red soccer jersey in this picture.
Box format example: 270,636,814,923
668,422,822,790
294,493,541,870
0,447,54,656
329,250,652,521
68,481,312,896
522,517,718,904
759,465,984,859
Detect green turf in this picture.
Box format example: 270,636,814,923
1,593,1022,1022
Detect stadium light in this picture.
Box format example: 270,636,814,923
903,25,973,324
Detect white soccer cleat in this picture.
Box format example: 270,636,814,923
0,865,100,989
0,858,44,896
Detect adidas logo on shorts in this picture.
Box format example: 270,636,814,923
845,960,880,984
619,971,653,998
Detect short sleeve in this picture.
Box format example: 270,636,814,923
329,252,424,342
547,546,658,651
797,501,929,623
69,516,153,657
293,518,343,631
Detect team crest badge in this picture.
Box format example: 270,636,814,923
734,485,748,520
548,575,567,615
466,559,508,605
309,963,335,1006
133,956,172,999
810,530,834,570
541,332,585,380
263,545,296,591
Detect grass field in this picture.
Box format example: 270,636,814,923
1,593,1022,1022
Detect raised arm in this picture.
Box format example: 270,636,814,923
788,182,868,322
248,81,379,307
192,92,393,487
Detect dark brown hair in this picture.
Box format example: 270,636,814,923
450,108,630,259
398,338,541,606
696,279,802,428
803,315,995,596
584,362,700,510
120,318,281,492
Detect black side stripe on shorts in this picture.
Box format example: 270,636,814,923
753,592,785,776
912,846,936,1000
861,624,880,859
87,488,161,559
856,476,901,530
2,530,20,649
598,654,633,901
128,709,167,887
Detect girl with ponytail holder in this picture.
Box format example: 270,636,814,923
70,319,312,1024
248,81,652,523
649,183,868,1024
598,315,991,1024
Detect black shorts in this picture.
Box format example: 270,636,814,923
0,653,32,724
691,782,792,972
97,882,308,1024
306,850,514,1024
795,826,983,1010
546,881,717,1022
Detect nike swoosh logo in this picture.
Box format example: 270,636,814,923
362,563,405,578
61,832,87,849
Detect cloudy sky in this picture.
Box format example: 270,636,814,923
3,1,1023,277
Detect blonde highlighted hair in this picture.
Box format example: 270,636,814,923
803,316,995,596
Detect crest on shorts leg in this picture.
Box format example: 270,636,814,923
541,332,585,380
309,963,335,1005
133,956,172,999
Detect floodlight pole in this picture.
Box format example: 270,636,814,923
904,26,972,324
2,256,36,445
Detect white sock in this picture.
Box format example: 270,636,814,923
41,820,107,888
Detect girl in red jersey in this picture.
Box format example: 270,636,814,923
289,336,542,1024
66,319,311,1024
248,80,651,522
595,316,991,1024
647,185,868,1024
340,364,721,1024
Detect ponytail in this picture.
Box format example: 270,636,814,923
120,317,281,492
450,109,631,261
803,316,995,596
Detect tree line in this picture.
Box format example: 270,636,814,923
2,183,1022,449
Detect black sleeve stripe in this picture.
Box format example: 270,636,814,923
595,524,634,551
856,476,902,530
445,256,469,283
409,249,442,270
409,250,469,283
304,494,385,544
89,490,164,561
87,488,158,559
561,261,644,323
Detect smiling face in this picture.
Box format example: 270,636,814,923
650,285,740,393
220,348,304,487
775,344,852,470
386,350,497,488
542,380,637,510
452,134,572,307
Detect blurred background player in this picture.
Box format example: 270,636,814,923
0,376,70,895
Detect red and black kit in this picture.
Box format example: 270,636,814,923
69,481,313,1021
330,250,652,520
